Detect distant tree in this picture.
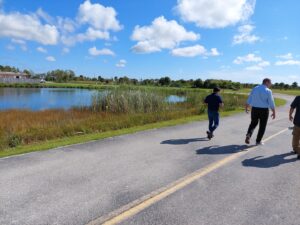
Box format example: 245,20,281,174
158,77,171,86
292,82,298,89
193,79,203,88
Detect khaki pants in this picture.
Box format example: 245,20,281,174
292,126,300,155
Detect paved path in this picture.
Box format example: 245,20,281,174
1,94,298,225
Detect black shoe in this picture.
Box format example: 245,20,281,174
207,131,214,140
207,131,212,140
245,135,251,144
297,155,300,160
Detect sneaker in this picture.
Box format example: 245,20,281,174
291,151,297,154
206,131,213,140
297,155,300,160
245,135,251,144
206,131,211,140
256,142,265,146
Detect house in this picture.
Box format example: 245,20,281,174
0,72,30,79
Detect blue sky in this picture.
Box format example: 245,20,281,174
0,0,299,83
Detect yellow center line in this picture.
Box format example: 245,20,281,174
87,128,288,225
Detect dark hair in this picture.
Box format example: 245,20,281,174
263,78,271,84
213,87,221,93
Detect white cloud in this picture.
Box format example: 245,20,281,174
0,11,59,45
246,61,270,71
171,45,206,57
77,0,122,31
176,0,256,28
11,38,27,51
233,53,262,64
275,60,300,66
208,48,221,56
233,24,261,45
88,47,115,56
0,1,122,47
234,53,269,70
275,53,300,66
37,46,47,53
277,53,293,60
131,16,199,53
62,47,70,54
46,56,56,62
116,59,127,68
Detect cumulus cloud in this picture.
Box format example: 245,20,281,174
60,1,121,46
234,53,269,70
88,46,115,56
176,0,256,28
171,45,206,57
275,53,300,66
246,61,270,71
116,59,127,68
37,46,47,53
46,56,56,62
233,53,262,64
0,0,122,47
233,24,261,45
77,0,122,31
0,11,59,45
171,45,220,57
131,16,199,53
208,48,221,56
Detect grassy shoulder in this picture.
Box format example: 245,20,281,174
0,96,286,159
0,109,243,158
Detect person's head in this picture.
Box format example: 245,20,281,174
213,87,221,93
262,78,272,88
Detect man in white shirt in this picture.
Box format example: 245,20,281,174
245,78,276,145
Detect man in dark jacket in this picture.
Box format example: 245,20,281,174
204,87,224,140
289,96,300,160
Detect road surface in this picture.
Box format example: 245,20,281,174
1,94,299,225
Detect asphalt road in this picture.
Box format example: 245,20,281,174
0,94,298,225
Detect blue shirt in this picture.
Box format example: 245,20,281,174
205,93,223,111
247,85,275,109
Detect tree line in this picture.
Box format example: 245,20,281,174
0,64,299,90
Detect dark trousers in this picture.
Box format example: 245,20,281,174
247,107,269,143
208,110,220,133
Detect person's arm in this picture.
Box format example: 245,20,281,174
290,107,295,122
219,96,224,108
204,96,208,107
290,97,298,122
268,91,276,119
246,90,253,113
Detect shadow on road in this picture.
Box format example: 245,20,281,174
161,138,208,145
196,145,250,155
242,152,297,168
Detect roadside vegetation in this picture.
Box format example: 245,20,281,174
0,64,289,157
0,88,250,152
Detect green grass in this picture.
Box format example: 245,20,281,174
0,84,287,158
0,109,242,158
0,96,287,159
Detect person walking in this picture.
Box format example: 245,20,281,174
245,78,276,145
204,87,224,140
289,96,300,159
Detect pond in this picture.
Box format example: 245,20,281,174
0,88,186,111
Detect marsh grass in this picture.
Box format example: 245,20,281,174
0,89,249,150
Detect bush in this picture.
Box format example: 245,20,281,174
8,134,22,148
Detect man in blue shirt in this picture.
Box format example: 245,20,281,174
245,78,276,145
204,87,224,140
